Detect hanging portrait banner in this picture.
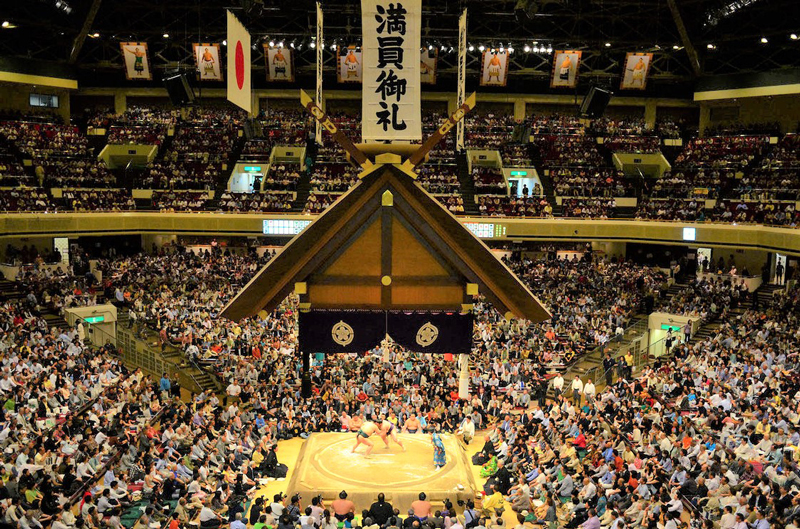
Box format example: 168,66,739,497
337,46,363,83
480,50,509,87
551,50,582,88
420,48,438,85
265,46,295,82
120,42,152,81
620,52,653,90
193,43,223,81
361,0,422,142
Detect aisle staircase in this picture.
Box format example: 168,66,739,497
456,152,479,215
116,309,222,394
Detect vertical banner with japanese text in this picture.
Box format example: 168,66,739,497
361,0,422,142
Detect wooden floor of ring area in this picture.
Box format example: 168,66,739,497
251,431,523,526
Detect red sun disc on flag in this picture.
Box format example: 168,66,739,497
235,41,245,90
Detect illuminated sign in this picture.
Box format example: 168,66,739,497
509,170,528,176
682,227,696,241
84,316,105,324
661,324,681,332
464,223,507,238
263,219,312,235
243,166,262,172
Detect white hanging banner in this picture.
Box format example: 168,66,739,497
226,10,252,113
361,0,422,142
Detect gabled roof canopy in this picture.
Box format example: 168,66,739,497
220,164,550,323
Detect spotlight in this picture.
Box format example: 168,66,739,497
163,33,169,38
330,43,336,50
290,42,295,49
791,34,798,40
532,46,539,53
707,43,716,49
441,45,446,52
222,39,227,46
468,45,474,52
508,46,514,53
524,44,530,52
546,46,552,53
673,44,680,50
91,32,99,38
310,41,316,48
1,21,9,28
278,41,284,48
760,37,768,43
605,42,611,47
428,44,433,50
268,40,275,47
478,45,485,51
499,45,504,52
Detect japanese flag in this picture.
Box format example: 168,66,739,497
227,10,251,113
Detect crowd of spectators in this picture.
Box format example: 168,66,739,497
36,159,116,188
466,115,516,149
501,145,533,166
656,276,749,321
264,163,302,192
437,194,465,213
588,118,653,138
138,161,221,190
711,200,798,226
151,191,209,212
4,233,799,529
107,125,167,146
478,196,552,218
472,167,507,195
303,192,340,214
0,188,55,212
218,191,294,213
62,188,135,212
704,121,781,137
309,163,359,193
534,136,604,168
0,121,88,158
551,168,633,198
561,198,616,219
602,137,661,154
416,165,460,195
635,199,706,222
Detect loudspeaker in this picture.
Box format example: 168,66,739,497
163,72,195,107
579,86,612,119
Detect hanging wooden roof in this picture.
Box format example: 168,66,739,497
220,163,550,323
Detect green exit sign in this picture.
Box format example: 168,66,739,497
84,315,105,324
661,324,681,332
510,170,528,176
243,166,262,172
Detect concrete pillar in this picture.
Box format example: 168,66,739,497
698,104,711,138
114,92,127,115
514,100,526,121
644,100,657,130
458,354,470,399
